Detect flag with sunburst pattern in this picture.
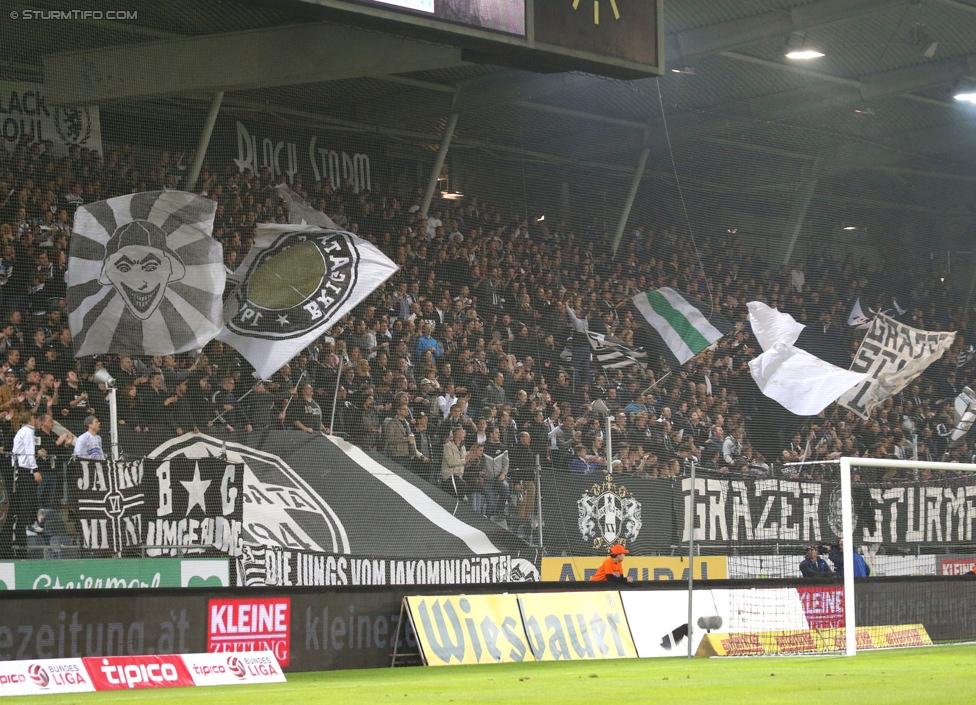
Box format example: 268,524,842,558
66,191,225,357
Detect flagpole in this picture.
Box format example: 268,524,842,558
208,379,262,427
278,369,309,424
642,370,673,396
328,362,345,435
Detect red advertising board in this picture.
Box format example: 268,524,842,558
796,586,845,629
82,655,194,691
208,597,291,666
181,652,286,686
939,557,976,575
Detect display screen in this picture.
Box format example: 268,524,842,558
534,0,658,66
353,0,526,36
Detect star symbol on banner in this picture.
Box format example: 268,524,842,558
277,314,289,326
180,463,212,516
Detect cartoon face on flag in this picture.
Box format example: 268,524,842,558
218,224,398,380
67,191,225,357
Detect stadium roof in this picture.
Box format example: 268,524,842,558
5,0,976,255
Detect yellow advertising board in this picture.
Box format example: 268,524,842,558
696,624,933,657
516,591,638,661
542,556,728,582
405,594,530,666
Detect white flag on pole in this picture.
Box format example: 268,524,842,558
847,297,872,329
748,342,867,416
218,224,398,379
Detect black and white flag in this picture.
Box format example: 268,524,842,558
588,330,648,370
66,191,225,356
566,306,646,371
956,346,975,370
950,386,976,445
218,224,398,380
838,313,954,420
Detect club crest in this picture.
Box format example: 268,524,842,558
577,474,642,548
224,230,360,340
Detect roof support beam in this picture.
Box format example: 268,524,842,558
861,55,976,99
43,23,465,104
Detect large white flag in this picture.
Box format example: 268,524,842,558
749,343,867,416
747,301,866,415
838,313,955,420
218,224,398,380
67,191,225,356
747,301,804,351
275,184,339,229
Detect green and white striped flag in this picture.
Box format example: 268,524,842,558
629,288,732,366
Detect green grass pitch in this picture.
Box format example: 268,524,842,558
6,645,976,704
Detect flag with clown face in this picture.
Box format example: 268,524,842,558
67,191,225,356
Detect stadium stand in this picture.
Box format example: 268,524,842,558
0,135,973,556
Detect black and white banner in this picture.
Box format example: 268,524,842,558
66,191,225,356
541,470,976,555
838,313,954,420
237,545,539,587
0,80,103,155
218,225,398,380
70,455,244,555
231,120,374,193
140,433,535,576
677,477,976,549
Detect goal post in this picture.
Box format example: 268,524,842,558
839,456,976,656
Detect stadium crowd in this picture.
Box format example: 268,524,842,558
0,139,973,545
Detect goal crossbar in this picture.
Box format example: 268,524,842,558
839,456,976,656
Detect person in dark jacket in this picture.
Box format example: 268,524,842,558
799,546,833,578
827,540,871,578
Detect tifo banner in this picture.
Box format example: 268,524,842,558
544,470,976,555
541,470,672,556
0,659,93,697
142,433,535,580
69,455,244,556
66,191,225,357
407,595,528,666
675,476,976,550
207,597,291,667
516,591,637,662
695,625,932,657
0,559,228,590
542,556,726,582
228,120,374,192
838,313,954,420
0,81,103,155
239,547,539,587
218,225,398,380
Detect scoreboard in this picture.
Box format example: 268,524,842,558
296,0,663,78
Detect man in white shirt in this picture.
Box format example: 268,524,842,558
9,413,41,554
436,382,461,420
73,415,105,461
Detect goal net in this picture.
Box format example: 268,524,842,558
687,456,976,657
